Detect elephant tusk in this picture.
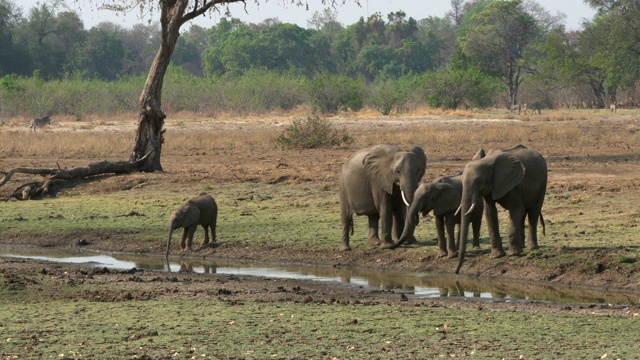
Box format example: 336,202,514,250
464,202,476,216
401,190,410,207
454,205,461,216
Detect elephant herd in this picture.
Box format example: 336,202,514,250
167,143,547,275
340,143,547,274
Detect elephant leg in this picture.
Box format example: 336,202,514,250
201,224,210,246
484,200,506,258
444,215,458,259
379,201,394,247
527,210,540,250
211,218,217,243
180,228,188,251
435,216,448,258
186,225,197,251
507,208,525,256
471,214,482,249
367,214,382,246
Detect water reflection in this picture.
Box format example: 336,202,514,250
1,245,638,305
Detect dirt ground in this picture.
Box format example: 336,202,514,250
2,113,640,317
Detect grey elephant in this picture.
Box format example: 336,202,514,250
391,150,486,257
455,144,547,274
339,144,427,251
394,173,484,258
166,192,218,258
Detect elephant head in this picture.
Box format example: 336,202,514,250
395,181,461,247
363,145,426,207
166,204,201,258
455,150,525,273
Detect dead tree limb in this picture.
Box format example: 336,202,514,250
1,151,153,201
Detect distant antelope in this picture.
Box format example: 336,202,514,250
609,103,617,113
30,115,51,131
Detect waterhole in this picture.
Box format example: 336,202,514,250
1,245,638,305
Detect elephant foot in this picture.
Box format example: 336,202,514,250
339,244,352,251
447,251,458,259
367,237,382,246
472,245,481,250
379,241,396,249
490,249,506,258
528,244,539,250
403,236,418,245
509,246,524,256
438,250,448,258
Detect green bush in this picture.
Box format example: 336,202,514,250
305,74,365,114
418,66,499,109
367,77,412,115
275,116,353,150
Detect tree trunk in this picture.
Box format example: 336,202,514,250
129,0,190,171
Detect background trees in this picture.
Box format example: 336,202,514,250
1,0,640,114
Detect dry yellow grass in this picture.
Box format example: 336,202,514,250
2,108,640,161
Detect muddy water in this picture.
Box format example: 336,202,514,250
1,245,638,305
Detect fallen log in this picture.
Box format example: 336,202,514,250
1,152,152,201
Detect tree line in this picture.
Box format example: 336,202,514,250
1,0,639,118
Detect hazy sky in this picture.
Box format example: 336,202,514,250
18,0,596,31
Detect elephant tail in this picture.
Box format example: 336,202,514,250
350,217,355,236
540,213,546,236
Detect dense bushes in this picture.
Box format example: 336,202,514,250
0,68,433,118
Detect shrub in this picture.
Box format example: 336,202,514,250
367,77,411,115
305,74,365,114
275,116,353,150
418,66,500,109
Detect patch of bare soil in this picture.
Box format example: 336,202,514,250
2,114,640,315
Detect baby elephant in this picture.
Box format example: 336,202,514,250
166,192,218,258
390,149,486,256
30,115,51,131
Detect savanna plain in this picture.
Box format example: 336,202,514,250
1,108,640,359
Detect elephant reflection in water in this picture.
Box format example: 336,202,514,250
164,259,217,273
437,282,483,298
439,281,465,297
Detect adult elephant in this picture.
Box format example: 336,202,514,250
455,144,547,274
391,149,485,257
339,144,427,251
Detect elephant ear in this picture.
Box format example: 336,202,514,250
472,148,486,161
408,145,427,179
491,153,525,200
181,204,201,227
434,183,461,216
363,146,396,194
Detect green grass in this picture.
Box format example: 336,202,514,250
2,175,640,254
1,299,639,358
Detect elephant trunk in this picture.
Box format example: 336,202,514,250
166,225,175,258
392,200,421,249
455,191,477,274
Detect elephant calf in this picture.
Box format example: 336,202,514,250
166,192,218,257
394,174,484,258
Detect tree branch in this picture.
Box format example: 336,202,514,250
181,0,247,25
